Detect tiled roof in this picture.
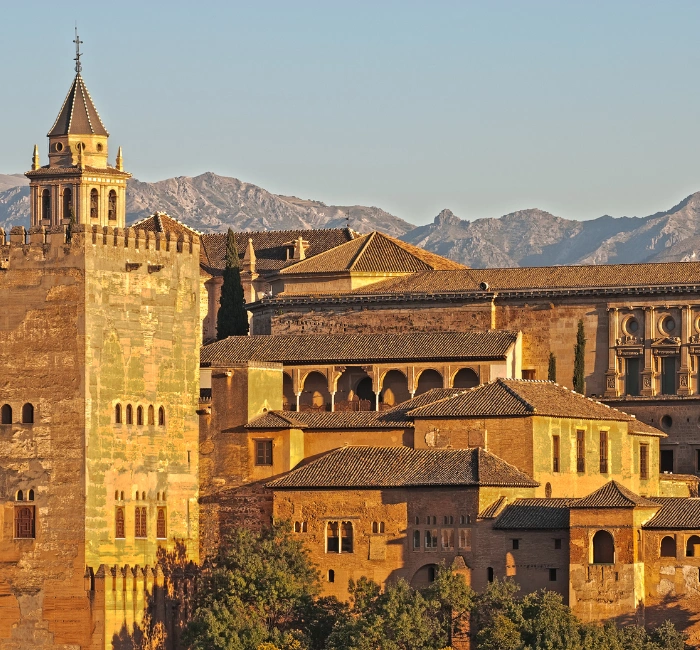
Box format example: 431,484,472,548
266,446,538,489
644,498,700,529
246,410,410,429
494,498,574,529
25,165,129,178
48,73,108,137
354,262,700,295
201,330,518,366
406,379,664,430
131,213,202,237
572,481,659,509
200,229,355,275
278,231,465,275
478,496,508,519
379,388,467,423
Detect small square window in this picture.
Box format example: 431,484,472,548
255,440,273,466
554,538,562,550
512,539,519,550
549,568,557,582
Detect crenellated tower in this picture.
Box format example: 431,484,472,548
25,31,130,228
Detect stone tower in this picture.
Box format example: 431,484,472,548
25,37,130,228
1,40,200,650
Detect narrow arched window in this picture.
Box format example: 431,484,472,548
126,404,133,425
326,522,339,553
63,187,72,221
28,489,34,501
42,189,51,223
115,507,125,538
294,521,301,533
21,403,34,424
593,530,615,564
686,535,700,557
158,406,165,426
142,491,146,501
341,521,353,553
115,404,122,424
148,405,155,426
1,404,12,424
136,406,143,426
120,491,124,501
108,190,117,221
661,536,676,558
372,521,378,534
90,189,98,219
413,530,421,549
328,569,335,583
487,567,494,583
115,490,119,500
16,490,23,501
157,508,166,539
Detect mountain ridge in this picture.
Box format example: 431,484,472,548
2,171,700,267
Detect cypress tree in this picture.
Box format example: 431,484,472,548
216,229,249,339
573,319,586,393
548,352,557,382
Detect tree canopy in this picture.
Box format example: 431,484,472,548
216,228,249,339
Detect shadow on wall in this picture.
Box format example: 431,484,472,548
644,593,700,645
111,542,197,650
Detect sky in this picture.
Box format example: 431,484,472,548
1,1,700,226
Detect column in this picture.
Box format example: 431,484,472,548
679,305,692,395
330,392,336,412
604,307,619,397
641,306,655,396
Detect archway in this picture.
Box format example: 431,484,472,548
453,368,479,389
355,377,376,411
283,373,295,411
416,369,443,396
592,530,615,564
411,563,439,588
381,370,410,408
686,535,700,557
334,367,374,411
660,536,676,558
300,371,330,411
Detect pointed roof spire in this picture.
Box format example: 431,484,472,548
32,145,40,171
116,146,123,171
48,30,108,137
243,237,257,273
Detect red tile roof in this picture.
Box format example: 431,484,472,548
571,481,659,509
246,411,409,429
48,73,108,137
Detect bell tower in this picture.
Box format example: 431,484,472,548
25,29,131,228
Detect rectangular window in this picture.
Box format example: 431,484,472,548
576,430,585,473
14,505,35,539
458,528,471,550
599,430,608,474
512,539,520,550
441,529,454,550
157,507,167,539
660,449,674,474
549,568,557,582
554,538,562,550
135,506,147,538
413,530,421,549
522,369,536,380
326,522,339,553
115,507,125,539
255,440,273,466
661,357,677,396
625,357,640,396
552,435,560,473
425,529,438,549
640,444,649,480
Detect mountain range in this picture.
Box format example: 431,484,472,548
2,171,700,267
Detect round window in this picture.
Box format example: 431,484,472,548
96,143,103,152
661,415,673,429
624,317,639,335
54,142,64,152
660,316,676,335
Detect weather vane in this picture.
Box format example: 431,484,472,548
73,25,83,74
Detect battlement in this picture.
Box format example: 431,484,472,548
0,224,200,269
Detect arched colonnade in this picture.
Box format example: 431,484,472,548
282,364,482,412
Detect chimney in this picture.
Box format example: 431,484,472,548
243,237,256,273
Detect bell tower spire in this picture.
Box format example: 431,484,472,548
25,30,131,229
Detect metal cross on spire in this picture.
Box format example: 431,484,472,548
73,25,83,74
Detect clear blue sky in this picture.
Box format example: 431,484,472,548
2,1,699,225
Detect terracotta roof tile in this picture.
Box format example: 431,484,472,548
48,73,108,137
379,388,467,424
494,498,574,529
478,496,508,519
201,331,518,366
644,498,700,529
354,262,700,295
246,411,410,429
572,481,659,509
406,379,664,430
279,232,465,275
266,446,538,489
200,228,355,275
132,213,202,237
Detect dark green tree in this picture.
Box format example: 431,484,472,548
547,353,556,382
217,229,249,339
182,522,331,650
573,319,586,394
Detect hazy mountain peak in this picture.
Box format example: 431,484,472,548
433,208,462,227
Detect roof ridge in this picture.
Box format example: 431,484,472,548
496,378,536,413
77,76,94,133
48,76,76,136
348,231,376,270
